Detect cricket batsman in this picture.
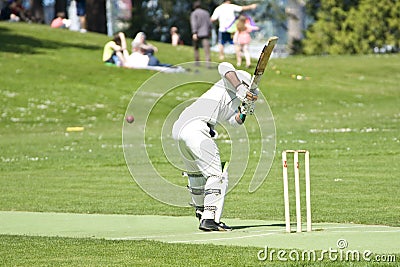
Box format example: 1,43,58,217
172,62,258,231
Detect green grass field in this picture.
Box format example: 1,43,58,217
0,23,399,266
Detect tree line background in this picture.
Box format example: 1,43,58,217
17,0,400,55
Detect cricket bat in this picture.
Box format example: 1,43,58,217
249,36,279,91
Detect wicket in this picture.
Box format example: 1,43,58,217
282,150,311,233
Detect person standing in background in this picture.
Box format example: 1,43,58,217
190,1,211,65
42,0,55,25
75,0,86,32
68,0,86,32
211,0,257,60
233,14,259,68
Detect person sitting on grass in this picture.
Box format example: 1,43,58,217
0,0,28,22
50,12,71,29
170,26,181,46
126,42,172,68
102,32,129,67
131,32,158,56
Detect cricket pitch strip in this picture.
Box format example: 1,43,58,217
1,211,399,255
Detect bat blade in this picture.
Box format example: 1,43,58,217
250,36,278,90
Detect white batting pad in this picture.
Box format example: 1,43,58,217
202,173,228,223
186,173,207,208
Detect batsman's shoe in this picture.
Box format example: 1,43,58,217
217,221,232,231
199,219,232,231
195,207,204,221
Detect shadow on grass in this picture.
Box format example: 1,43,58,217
0,25,100,54
231,223,286,230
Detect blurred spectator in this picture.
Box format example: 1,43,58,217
131,32,158,55
127,44,150,68
233,14,259,68
130,41,172,67
76,0,86,32
0,1,13,21
170,26,181,46
102,32,129,67
211,0,257,60
21,0,31,13
42,0,55,25
0,0,29,22
67,0,86,32
51,12,70,28
190,0,211,65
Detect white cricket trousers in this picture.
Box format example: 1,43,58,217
173,120,222,177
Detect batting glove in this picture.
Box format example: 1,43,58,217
236,83,250,102
237,105,247,123
248,88,259,102
238,85,259,101
240,87,259,115
243,100,256,115
240,99,255,114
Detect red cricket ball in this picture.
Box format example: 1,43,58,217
126,115,134,123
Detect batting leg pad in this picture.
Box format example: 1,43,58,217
202,173,228,223
185,172,207,208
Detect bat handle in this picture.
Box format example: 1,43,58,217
250,76,261,91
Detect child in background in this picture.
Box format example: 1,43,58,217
233,15,259,68
170,26,181,46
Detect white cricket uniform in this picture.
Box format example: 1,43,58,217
172,63,248,177
172,62,251,222
211,3,242,32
